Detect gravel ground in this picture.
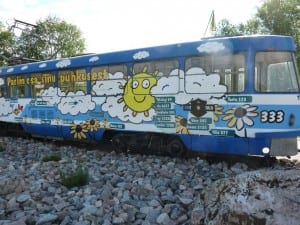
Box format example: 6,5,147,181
0,136,299,225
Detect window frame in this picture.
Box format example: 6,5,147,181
185,53,246,94
91,63,127,96
133,58,180,95
6,75,27,98
58,68,88,96
29,72,56,97
254,51,300,93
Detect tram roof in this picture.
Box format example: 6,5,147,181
0,35,296,76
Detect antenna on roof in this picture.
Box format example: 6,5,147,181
203,10,216,38
3,19,39,66
9,18,37,33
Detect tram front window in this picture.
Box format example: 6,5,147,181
255,52,300,92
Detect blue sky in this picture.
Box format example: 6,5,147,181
0,0,263,53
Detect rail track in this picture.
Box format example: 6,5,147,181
0,130,294,170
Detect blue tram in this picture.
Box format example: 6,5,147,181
0,35,299,156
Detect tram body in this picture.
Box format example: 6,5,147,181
0,35,299,156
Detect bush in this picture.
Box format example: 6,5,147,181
60,164,89,189
0,145,5,152
42,154,61,162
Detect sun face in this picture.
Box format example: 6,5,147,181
118,66,157,117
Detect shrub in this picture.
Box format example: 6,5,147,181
60,164,89,189
42,154,61,162
0,145,5,152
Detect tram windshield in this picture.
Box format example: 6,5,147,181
255,52,300,92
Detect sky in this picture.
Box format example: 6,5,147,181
0,0,263,54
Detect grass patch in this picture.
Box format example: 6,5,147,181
42,154,62,162
0,145,5,152
60,164,89,189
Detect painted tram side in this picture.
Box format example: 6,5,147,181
0,35,299,157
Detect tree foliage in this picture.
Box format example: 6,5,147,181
0,16,85,66
256,0,300,66
17,16,85,61
215,0,300,67
0,22,15,66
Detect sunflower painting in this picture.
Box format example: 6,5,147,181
213,104,224,122
70,123,88,139
86,118,101,132
222,104,258,131
175,116,190,134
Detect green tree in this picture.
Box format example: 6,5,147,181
215,19,241,37
256,0,300,67
215,0,299,67
17,16,85,60
0,22,15,66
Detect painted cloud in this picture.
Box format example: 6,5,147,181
177,67,227,104
151,76,179,94
92,72,125,96
153,67,227,105
89,56,100,62
21,65,28,70
58,91,96,115
92,79,125,96
197,42,226,53
0,98,13,116
133,51,150,60
41,87,65,105
56,59,71,68
39,63,47,68
7,68,14,73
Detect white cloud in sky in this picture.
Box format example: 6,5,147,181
0,0,262,53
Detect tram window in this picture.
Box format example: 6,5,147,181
30,72,56,97
58,68,87,95
255,52,300,92
133,59,179,94
6,75,26,98
109,64,127,75
0,78,5,97
134,59,178,77
91,64,127,96
185,54,245,93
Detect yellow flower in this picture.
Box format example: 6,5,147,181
175,116,190,134
86,119,100,132
213,104,223,122
70,123,88,139
222,104,258,131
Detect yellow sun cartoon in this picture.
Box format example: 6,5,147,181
118,66,158,117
